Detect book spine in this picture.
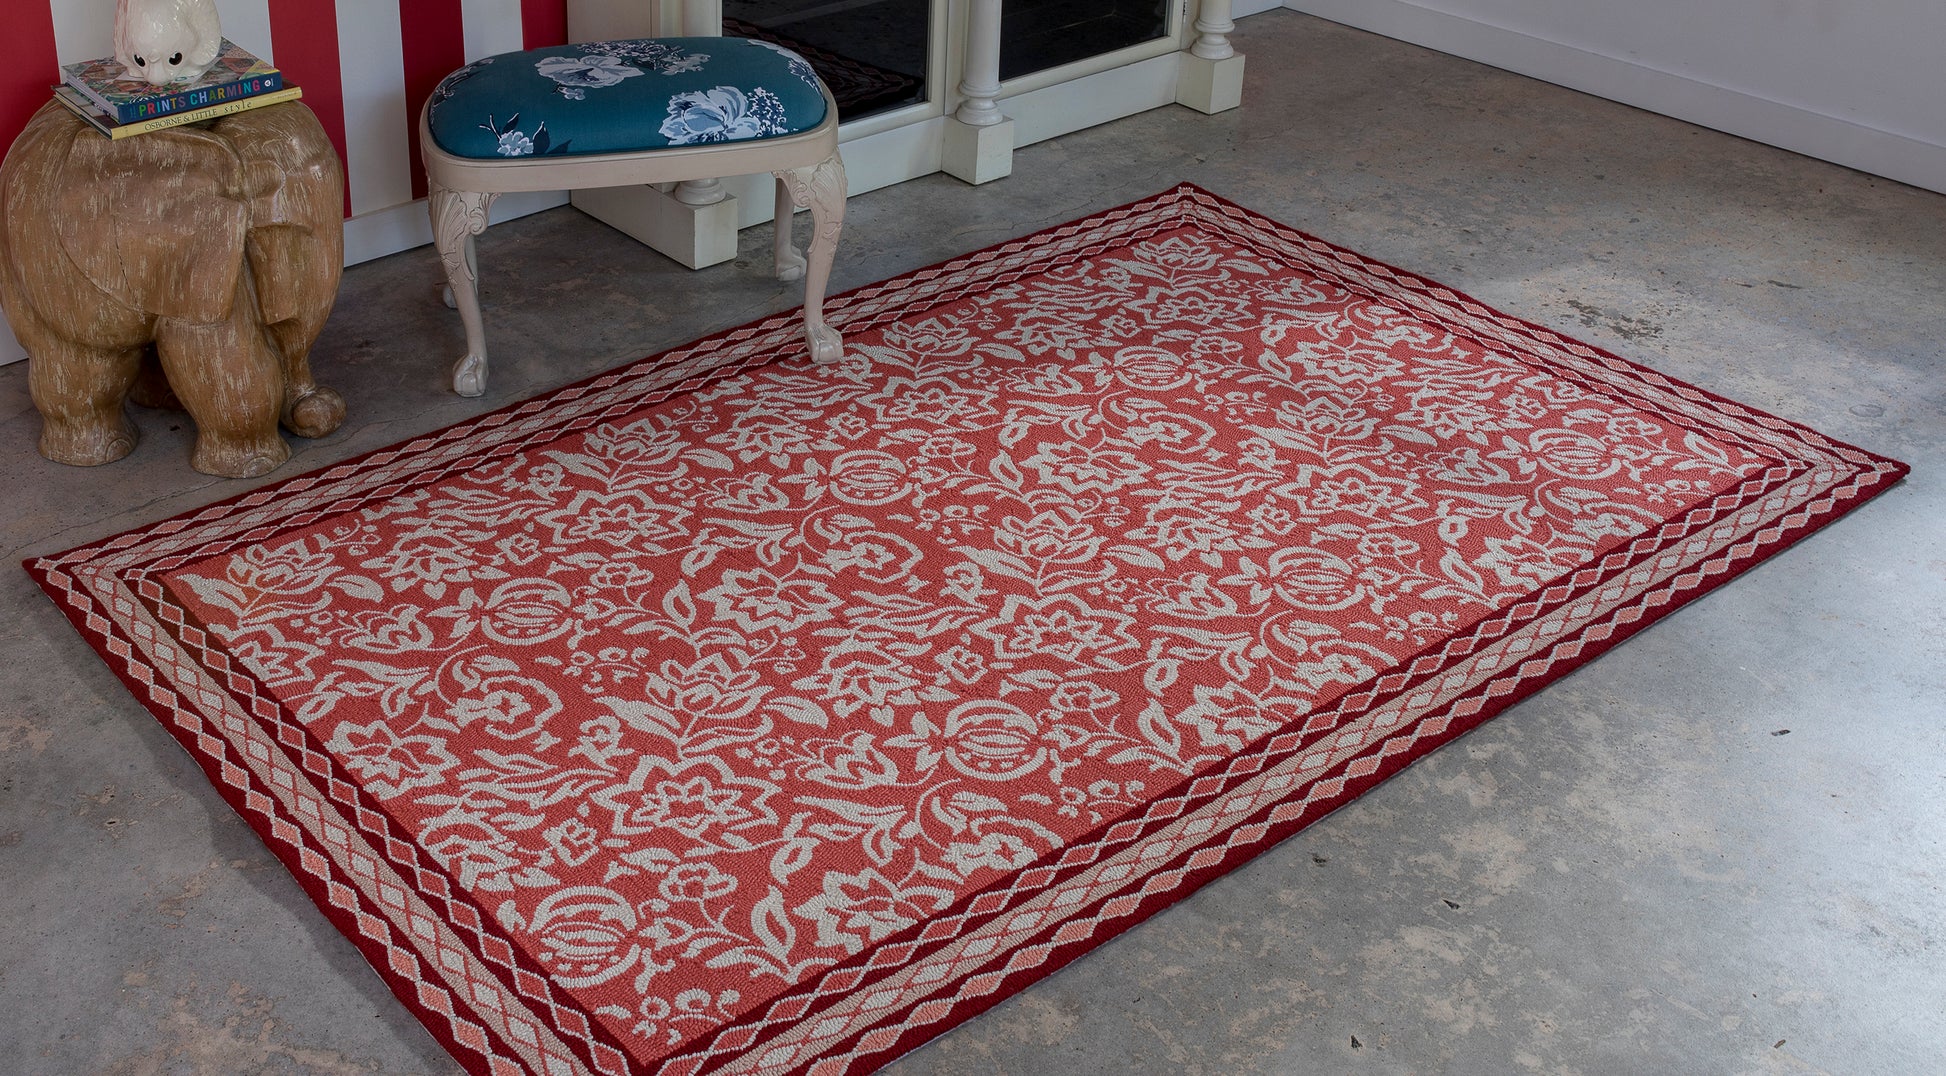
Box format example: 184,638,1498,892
63,77,122,118
106,86,305,138
50,92,117,139
110,70,284,124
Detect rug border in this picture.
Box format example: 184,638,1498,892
24,182,1910,1076
1181,185,1904,478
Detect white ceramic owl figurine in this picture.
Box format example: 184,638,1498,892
114,0,224,86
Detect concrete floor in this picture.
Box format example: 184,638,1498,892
3,11,1942,1074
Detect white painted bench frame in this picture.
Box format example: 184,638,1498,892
417,80,846,397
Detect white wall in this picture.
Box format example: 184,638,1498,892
1285,0,1946,196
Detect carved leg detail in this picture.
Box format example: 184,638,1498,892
774,153,846,364
773,176,806,283
429,181,496,397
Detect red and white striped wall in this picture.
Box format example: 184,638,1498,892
2,0,570,364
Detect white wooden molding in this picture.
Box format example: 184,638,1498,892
1010,51,1182,149
343,190,569,267
942,0,1013,184
941,118,1015,185
1177,0,1246,114
572,185,741,269
1283,0,1946,195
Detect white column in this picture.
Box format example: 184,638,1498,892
955,0,1004,127
1192,0,1236,60
679,0,720,35
942,0,1013,184
1176,0,1246,114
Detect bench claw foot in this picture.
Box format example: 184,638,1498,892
453,353,488,398
807,322,843,363
429,182,495,396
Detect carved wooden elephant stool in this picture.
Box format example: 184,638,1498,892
0,100,347,478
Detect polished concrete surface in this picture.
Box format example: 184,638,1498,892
3,11,1942,1074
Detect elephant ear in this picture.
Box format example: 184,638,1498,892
217,104,346,327
53,124,249,324
246,224,325,326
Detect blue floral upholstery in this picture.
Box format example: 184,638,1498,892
427,38,828,160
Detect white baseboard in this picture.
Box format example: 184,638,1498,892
1009,51,1183,149
1235,0,1286,16
1284,0,1946,195
343,189,571,266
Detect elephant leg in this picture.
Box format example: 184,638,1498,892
429,180,496,397
774,153,846,363
154,299,289,479
25,332,143,467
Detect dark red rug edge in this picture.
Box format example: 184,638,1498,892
1177,184,1907,479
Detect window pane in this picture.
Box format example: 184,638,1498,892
999,0,1169,81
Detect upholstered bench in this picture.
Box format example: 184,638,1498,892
419,37,846,396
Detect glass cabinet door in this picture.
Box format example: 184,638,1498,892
999,0,1170,81
720,0,931,122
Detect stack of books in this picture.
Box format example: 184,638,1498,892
54,38,301,140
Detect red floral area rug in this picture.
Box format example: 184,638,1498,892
30,185,1904,1075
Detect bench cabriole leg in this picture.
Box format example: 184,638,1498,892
775,152,845,363
774,175,807,283
429,181,495,397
